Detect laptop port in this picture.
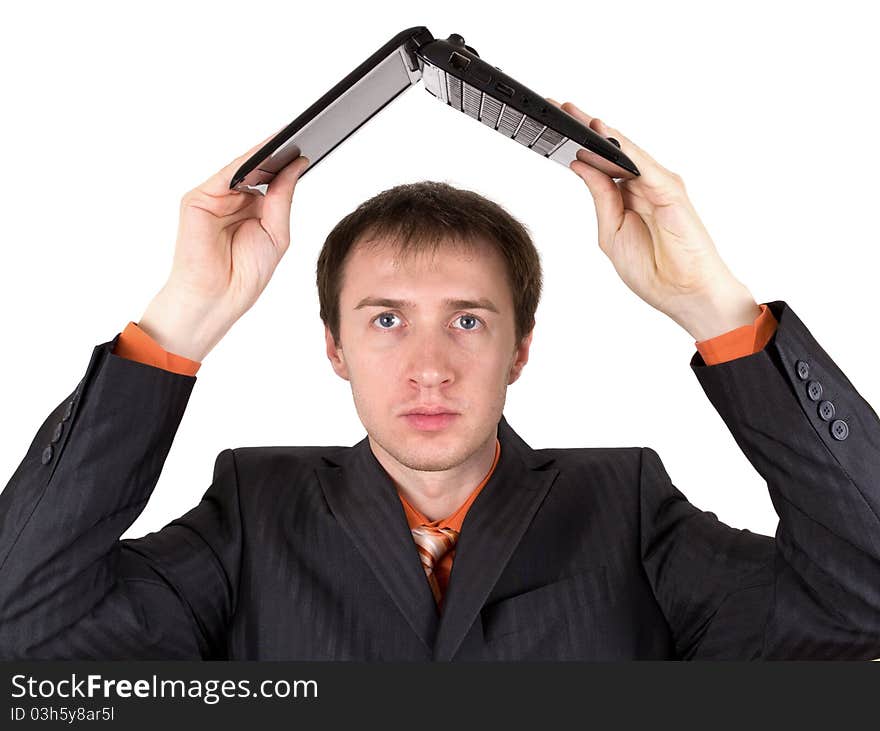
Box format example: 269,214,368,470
495,82,515,98
449,52,471,71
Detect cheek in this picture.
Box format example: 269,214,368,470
345,353,392,402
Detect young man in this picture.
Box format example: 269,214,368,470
2,101,878,660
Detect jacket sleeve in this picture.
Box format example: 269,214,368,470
0,334,242,659
639,300,880,660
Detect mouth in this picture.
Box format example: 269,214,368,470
401,413,459,432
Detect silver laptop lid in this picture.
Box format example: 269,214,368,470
230,27,432,193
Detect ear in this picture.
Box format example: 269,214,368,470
324,324,350,381
507,328,534,385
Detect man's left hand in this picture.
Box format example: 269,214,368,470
547,98,762,341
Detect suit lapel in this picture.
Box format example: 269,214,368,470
314,413,559,660
315,434,440,652
432,415,559,660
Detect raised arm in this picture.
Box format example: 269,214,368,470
0,135,309,659
640,300,880,659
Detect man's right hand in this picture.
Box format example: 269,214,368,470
137,136,310,362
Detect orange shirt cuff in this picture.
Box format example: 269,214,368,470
695,303,779,366
112,321,202,376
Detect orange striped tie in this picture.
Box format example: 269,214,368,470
411,525,460,608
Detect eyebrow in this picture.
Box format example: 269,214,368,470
354,296,500,314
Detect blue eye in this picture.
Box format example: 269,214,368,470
372,312,484,331
454,314,482,331
374,312,400,329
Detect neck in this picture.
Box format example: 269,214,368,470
369,429,498,522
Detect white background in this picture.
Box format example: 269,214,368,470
2,0,878,541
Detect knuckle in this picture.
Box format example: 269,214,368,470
662,171,687,196
180,189,212,212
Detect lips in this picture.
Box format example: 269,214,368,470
403,413,459,432
402,406,458,416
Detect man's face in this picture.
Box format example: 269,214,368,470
324,237,533,473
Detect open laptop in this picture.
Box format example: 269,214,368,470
229,26,640,194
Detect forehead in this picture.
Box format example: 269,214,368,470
340,237,511,301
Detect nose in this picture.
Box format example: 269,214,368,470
406,331,455,389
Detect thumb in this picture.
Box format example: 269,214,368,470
197,129,283,197
259,155,310,253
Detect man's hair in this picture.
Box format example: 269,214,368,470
316,180,543,348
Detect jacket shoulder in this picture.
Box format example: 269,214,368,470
528,446,644,495
223,445,350,493
533,445,643,468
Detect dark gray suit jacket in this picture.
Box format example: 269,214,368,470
2,300,879,660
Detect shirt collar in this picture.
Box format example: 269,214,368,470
397,437,501,532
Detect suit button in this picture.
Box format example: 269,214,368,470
796,360,810,380
41,445,53,464
62,401,74,422
807,380,823,401
51,422,64,443
830,419,849,440
818,400,835,421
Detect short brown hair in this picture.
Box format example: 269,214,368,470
316,180,543,348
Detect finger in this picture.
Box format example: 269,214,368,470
195,128,284,197
558,100,597,128
259,155,311,253
619,184,654,219
546,99,622,241
562,102,681,195
570,157,625,254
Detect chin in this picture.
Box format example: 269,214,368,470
403,428,487,469
397,448,468,473
373,424,463,470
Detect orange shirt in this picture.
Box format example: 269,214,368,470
398,437,501,605
111,303,779,605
